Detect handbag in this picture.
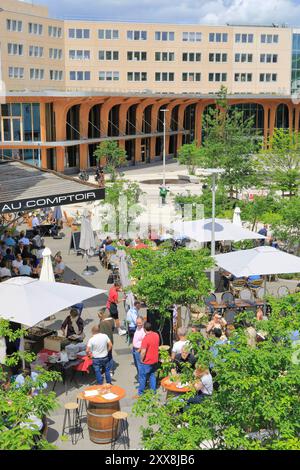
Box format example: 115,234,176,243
107,273,114,284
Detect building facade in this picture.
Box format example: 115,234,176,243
0,0,299,172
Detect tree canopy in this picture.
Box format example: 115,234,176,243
94,141,127,182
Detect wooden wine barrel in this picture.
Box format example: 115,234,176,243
87,401,120,444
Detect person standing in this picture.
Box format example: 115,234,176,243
126,301,141,343
137,322,160,397
98,310,115,376
86,326,112,385
106,282,126,335
132,316,146,382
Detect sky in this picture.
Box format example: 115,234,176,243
29,0,300,26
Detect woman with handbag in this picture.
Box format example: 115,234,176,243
106,282,126,336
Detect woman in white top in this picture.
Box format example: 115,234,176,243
185,366,213,408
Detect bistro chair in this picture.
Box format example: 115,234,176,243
111,411,130,450
257,286,268,299
277,286,290,298
203,293,217,316
247,278,264,296
239,288,254,302
224,309,236,325
62,402,84,445
221,291,235,305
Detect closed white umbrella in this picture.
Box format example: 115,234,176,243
172,218,265,243
79,208,96,276
214,246,300,277
39,247,55,283
118,250,130,288
232,207,242,227
0,277,106,327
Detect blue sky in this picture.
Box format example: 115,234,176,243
33,0,300,25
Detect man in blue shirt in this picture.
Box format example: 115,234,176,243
258,224,268,246
19,260,32,276
126,301,141,343
5,236,16,247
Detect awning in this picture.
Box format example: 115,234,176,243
0,160,105,214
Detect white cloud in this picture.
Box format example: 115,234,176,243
44,0,300,26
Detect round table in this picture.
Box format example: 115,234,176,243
161,376,192,398
82,385,126,444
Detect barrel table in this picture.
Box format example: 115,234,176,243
82,385,126,445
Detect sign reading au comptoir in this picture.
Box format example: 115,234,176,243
0,189,105,214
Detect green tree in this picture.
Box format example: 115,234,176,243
177,141,202,175
102,180,144,237
133,294,300,450
272,197,300,254
129,246,213,335
94,141,127,182
0,319,61,450
258,128,300,197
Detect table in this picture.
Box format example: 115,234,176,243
209,299,265,313
83,385,126,444
161,376,192,398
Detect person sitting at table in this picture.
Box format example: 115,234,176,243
19,259,32,277
171,345,197,375
206,314,227,336
54,254,65,280
105,240,116,253
171,327,189,360
0,260,12,278
248,274,262,286
18,231,30,246
3,248,15,262
14,364,47,396
4,234,16,248
185,366,213,407
61,308,85,340
32,213,40,228
12,253,23,273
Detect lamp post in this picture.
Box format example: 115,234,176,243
160,109,168,187
198,168,225,288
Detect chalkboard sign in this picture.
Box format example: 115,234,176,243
69,231,82,253
69,230,97,254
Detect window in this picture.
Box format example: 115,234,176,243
259,73,277,82
208,72,227,81
155,31,175,41
30,69,44,80
235,33,254,43
155,52,175,61
127,30,147,40
209,53,227,62
6,19,22,32
260,53,278,63
69,50,90,60
234,73,252,82
8,67,24,79
261,34,279,44
98,71,119,81
68,29,90,39
29,46,44,58
98,29,119,40
28,23,43,35
69,71,91,80
182,32,202,42
49,48,63,60
127,51,147,61
182,52,201,62
209,32,228,42
155,72,174,81
127,72,147,81
48,26,62,38
99,50,119,60
182,72,201,82
235,53,253,63
7,43,23,56
50,70,63,81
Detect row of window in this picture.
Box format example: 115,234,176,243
8,43,63,59
8,67,64,81
6,19,62,37
7,43,278,66
66,28,281,43
4,19,282,44
7,66,279,83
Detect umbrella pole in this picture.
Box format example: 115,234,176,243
82,250,94,276
263,276,267,315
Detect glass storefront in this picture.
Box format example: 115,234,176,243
0,148,41,166
292,33,300,94
0,103,40,143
